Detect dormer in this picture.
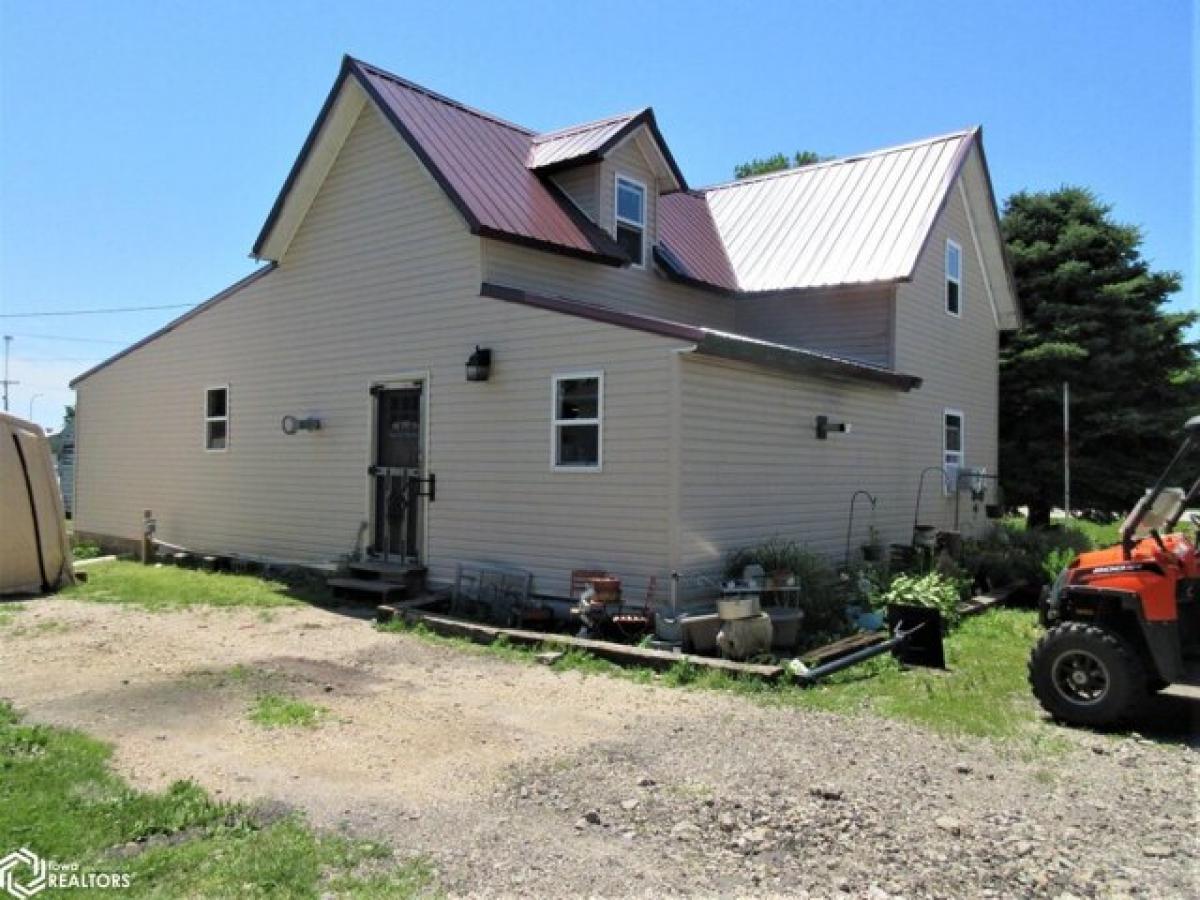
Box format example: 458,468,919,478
528,109,686,266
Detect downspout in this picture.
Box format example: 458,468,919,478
666,348,687,593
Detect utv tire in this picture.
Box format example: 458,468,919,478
1028,622,1147,727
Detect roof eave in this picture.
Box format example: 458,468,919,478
70,265,278,388
251,57,358,260
693,334,922,392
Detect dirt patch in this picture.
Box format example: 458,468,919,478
2,597,1196,898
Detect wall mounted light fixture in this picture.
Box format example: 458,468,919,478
815,415,852,440
281,415,322,435
466,345,492,382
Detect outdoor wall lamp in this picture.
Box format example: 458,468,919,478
815,415,852,440
281,415,322,435
466,345,492,382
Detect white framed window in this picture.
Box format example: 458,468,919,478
552,372,603,471
614,175,646,268
945,239,963,317
943,408,964,493
205,385,229,451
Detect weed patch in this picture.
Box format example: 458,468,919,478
249,694,326,728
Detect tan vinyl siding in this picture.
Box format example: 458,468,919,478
893,147,1000,527
734,286,895,367
551,164,600,221
676,163,1000,586
74,99,682,597
676,356,918,586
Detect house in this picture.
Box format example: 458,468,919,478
70,55,1020,601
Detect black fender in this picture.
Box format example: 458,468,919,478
1059,585,1184,683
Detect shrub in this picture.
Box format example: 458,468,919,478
872,571,965,628
72,540,103,560
961,522,1094,591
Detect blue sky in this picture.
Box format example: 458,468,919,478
1,0,1195,428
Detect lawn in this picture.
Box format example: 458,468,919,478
0,703,434,898
62,561,324,610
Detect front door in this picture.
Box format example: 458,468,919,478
371,383,423,562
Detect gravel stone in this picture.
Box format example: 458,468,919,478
3,597,1195,898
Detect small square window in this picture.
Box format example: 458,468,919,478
205,386,229,451
552,374,602,470
945,240,963,316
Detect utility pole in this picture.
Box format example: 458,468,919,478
1063,381,1071,521
1,335,17,412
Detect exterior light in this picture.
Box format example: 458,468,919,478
281,415,322,435
815,415,851,440
466,346,492,382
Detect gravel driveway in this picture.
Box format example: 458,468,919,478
2,597,1196,898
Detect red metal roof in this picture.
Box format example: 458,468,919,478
656,192,739,292
528,111,644,170
254,58,998,301
349,59,627,264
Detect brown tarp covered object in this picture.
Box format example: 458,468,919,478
1,412,74,595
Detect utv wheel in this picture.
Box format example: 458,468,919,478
1028,623,1146,727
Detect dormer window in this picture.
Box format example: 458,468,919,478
615,176,646,267
945,239,963,316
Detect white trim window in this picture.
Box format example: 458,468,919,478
205,386,230,451
943,408,964,493
552,372,603,470
614,175,646,267
945,239,963,317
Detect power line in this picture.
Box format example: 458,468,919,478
0,303,194,318
7,332,127,344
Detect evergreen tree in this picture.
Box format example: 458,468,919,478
1000,187,1198,526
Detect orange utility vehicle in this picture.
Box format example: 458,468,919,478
1029,416,1200,726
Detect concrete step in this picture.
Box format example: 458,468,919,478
347,560,427,592
327,577,409,601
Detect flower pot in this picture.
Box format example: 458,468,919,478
913,525,937,549
654,614,683,643
680,613,721,653
766,606,804,650
717,593,761,620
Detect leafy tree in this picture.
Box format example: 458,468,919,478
1000,187,1198,527
734,150,827,179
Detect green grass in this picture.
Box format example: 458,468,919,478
0,702,434,898
789,610,1056,741
249,694,326,728
381,610,1056,743
1003,514,1120,549
61,561,318,611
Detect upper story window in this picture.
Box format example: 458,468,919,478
945,239,963,317
552,372,603,471
943,408,963,492
615,176,646,268
205,386,229,451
